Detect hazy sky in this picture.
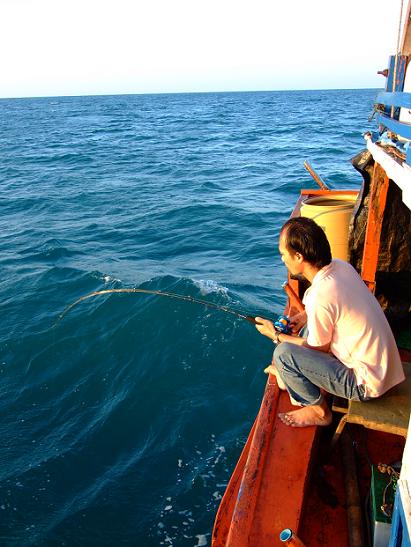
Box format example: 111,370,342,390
0,0,405,98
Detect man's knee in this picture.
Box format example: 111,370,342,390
273,342,295,371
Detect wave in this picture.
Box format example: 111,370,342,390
0,266,267,544
0,89,375,545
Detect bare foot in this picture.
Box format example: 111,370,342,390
278,400,332,427
264,365,287,390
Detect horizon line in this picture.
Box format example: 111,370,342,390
0,86,382,101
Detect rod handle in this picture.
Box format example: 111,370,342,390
245,315,263,325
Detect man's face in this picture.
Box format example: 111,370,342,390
279,233,303,278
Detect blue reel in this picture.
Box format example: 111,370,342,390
274,315,291,334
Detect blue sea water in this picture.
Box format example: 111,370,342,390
0,89,377,546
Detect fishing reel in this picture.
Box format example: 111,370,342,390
274,315,291,334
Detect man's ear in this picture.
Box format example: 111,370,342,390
294,252,304,263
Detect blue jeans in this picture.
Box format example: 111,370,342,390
273,342,367,406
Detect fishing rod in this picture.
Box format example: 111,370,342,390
55,288,262,327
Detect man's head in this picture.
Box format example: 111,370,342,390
279,217,332,277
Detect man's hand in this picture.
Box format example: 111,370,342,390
289,311,307,334
254,317,277,341
255,315,308,348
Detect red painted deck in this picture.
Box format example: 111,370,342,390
213,350,410,547
212,378,318,546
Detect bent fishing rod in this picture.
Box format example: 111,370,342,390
55,288,261,327
55,282,303,328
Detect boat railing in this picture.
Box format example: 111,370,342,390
375,91,411,142
371,91,411,165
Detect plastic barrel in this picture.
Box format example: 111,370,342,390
300,194,357,261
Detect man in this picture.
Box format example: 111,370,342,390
255,217,405,428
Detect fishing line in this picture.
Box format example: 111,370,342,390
55,288,261,327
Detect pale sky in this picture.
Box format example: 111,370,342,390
0,0,405,98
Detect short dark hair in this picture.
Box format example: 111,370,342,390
280,217,332,269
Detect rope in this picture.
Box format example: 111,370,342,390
377,463,400,518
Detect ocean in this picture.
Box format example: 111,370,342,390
0,89,376,546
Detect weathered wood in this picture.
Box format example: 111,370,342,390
212,385,318,547
331,362,411,449
361,163,390,291
349,150,411,322
341,431,365,547
401,2,411,56
303,160,330,191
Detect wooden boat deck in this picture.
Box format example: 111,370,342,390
213,380,318,546
212,350,410,546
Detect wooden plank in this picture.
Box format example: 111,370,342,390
332,396,349,414
346,362,411,437
300,189,358,197
375,112,411,140
224,381,280,546
385,55,408,97
376,91,411,109
400,1,411,55
361,163,390,292
248,392,318,546
212,385,318,547
212,418,258,546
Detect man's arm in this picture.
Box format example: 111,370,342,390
255,317,330,353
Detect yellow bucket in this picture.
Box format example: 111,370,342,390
300,194,358,261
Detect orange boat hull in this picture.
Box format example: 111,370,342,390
212,378,318,547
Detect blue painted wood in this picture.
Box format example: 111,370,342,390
384,56,408,116
389,493,401,547
388,490,411,547
386,55,408,93
376,92,411,109
376,113,411,140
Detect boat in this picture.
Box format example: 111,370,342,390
212,3,411,546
